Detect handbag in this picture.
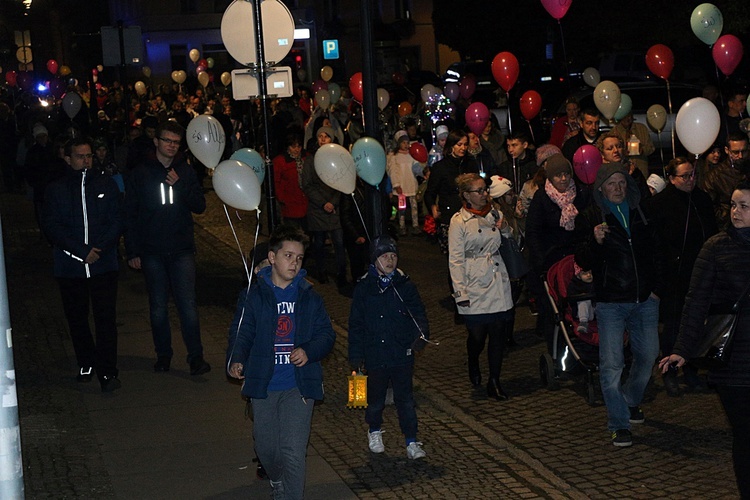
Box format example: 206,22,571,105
695,280,750,370
499,234,529,280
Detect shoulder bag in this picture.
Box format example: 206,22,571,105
695,279,750,370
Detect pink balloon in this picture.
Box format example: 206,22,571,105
541,0,572,20
465,102,489,136
459,75,476,99
573,145,602,185
712,34,744,76
311,79,328,93
196,65,207,74
444,82,460,102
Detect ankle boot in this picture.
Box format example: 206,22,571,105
469,373,482,387
487,377,508,401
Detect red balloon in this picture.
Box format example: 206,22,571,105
5,71,17,87
573,145,602,185
409,142,428,163
349,72,364,102
645,44,674,80
491,52,519,92
392,71,405,86
713,34,744,76
46,59,59,75
95,82,102,90
198,58,208,69
540,0,572,20
520,90,542,121
16,72,33,91
311,79,328,93
465,102,490,136
459,75,476,99
92,68,98,76
398,101,413,117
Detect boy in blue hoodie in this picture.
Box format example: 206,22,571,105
227,224,335,499
348,235,430,459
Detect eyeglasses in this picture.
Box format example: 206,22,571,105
73,153,94,160
466,187,489,194
672,171,695,180
158,137,181,145
728,149,747,156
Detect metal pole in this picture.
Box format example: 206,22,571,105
253,0,278,232
361,0,384,239
117,21,130,138
0,215,24,500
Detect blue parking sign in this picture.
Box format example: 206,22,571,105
323,39,339,60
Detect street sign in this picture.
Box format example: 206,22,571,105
231,66,293,100
323,39,339,60
221,0,295,66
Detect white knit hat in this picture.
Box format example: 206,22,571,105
646,174,667,194
489,175,513,199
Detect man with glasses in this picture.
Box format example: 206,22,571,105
125,121,210,375
704,132,748,229
647,159,718,396
43,138,124,392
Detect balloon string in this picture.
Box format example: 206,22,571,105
527,119,535,144
352,193,372,242
507,91,513,136
558,19,571,92
715,63,729,141
657,131,666,177
223,203,252,286
666,79,676,159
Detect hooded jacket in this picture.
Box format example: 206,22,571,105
348,268,429,370
575,163,666,303
43,167,123,278
226,267,335,400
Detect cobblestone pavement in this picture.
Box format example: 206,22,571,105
8,185,740,499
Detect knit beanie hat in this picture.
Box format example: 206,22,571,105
436,125,449,139
317,126,335,140
394,129,409,144
489,175,513,198
32,123,48,138
593,162,629,191
646,174,667,194
536,144,562,166
370,235,398,263
544,154,572,179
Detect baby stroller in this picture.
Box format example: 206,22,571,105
539,254,602,405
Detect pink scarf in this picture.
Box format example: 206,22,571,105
544,179,578,231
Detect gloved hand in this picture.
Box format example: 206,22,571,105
350,359,364,373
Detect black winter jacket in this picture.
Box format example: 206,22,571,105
575,182,666,303
424,154,478,224
125,153,205,258
673,227,750,386
43,167,123,278
348,269,429,370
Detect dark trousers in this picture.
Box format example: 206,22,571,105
717,385,750,499
365,364,418,441
310,229,347,281
57,271,119,378
344,239,368,282
466,313,512,380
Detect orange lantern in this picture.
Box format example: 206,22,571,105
347,371,368,408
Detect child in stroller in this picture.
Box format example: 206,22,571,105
567,258,595,336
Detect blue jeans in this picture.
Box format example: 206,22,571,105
141,252,203,363
365,364,418,441
252,388,315,500
596,298,659,431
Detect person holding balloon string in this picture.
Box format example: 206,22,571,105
498,132,537,191
301,125,349,291
387,130,423,237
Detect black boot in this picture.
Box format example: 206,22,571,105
663,366,682,397
505,320,518,348
487,377,508,401
470,373,482,387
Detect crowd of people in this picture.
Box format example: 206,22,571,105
6,74,750,498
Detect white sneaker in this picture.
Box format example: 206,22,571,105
368,430,385,453
406,441,426,460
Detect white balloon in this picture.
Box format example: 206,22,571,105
315,89,330,109
377,88,390,110
187,115,226,169
675,97,721,156
582,67,600,88
647,104,668,132
593,80,621,120
314,143,356,194
134,81,147,96
213,159,261,211
62,92,82,119
420,84,437,102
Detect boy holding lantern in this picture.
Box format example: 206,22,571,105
348,235,431,460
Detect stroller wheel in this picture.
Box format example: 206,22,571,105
539,353,559,390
